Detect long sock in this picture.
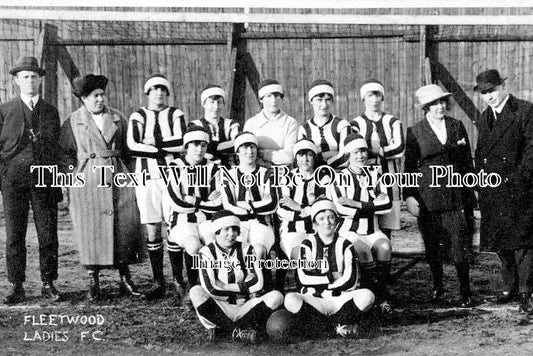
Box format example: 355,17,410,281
185,252,199,286
167,242,184,284
296,301,330,333
196,297,235,329
375,261,392,302
262,266,273,292
237,301,273,331
331,300,361,325
147,240,165,285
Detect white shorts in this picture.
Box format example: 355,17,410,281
378,200,401,230
168,213,213,247
135,179,169,224
280,231,310,259
239,219,275,253
286,289,375,316
191,286,280,329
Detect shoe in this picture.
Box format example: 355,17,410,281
207,328,216,342
431,288,445,302
379,301,394,315
518,293,533,314
42,281,61,302
144,282,166,301
335,323,359,338
459,296,474,308
495,291,518,304
4,283,25,304
119,276,142,297
232,327,257,343
87,273,101,302
173,280,186,304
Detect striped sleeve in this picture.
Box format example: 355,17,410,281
166,161,196,212
328,241,358,293
382,117,405,159
127,111,160,158
250,170,278,214
297,239,332,288
161,109,186,152
329,180,358,217
243,244,263,294
198,247,235,297
361,179,392,215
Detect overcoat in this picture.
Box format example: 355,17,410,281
404,116,475,214
475,95,533,251
59,105,142,267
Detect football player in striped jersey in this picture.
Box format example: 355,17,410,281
127,74,187,300
284,198,375,338
190,210,284,342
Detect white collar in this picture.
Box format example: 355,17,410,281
492,94,510,114
20,93,39,107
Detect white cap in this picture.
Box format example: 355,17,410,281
360,82,385,99
201,86,226,104
234,132,258,152
293,139,318,157
310,199,338,222
144,76,170,95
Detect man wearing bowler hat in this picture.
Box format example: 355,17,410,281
0,56,62,304
474,69,533,314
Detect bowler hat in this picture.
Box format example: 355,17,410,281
474,69,507,92
415,84,452,108
72,74,108,98
9,56,46,76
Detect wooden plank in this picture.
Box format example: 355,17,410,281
7,9,533,26
42,23,58,107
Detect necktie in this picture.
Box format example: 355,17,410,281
29,100,34,111
488,110,496,131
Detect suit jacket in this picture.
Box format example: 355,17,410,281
475,94,533,250
0,97,61,185
404,116,475,215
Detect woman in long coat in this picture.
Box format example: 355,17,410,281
59,74,143,301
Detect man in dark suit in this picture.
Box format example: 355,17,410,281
474,70,533,313
404,84,476,307
0,56,62,304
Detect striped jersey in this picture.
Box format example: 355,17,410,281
166,156,221,225
198,241,262,301
298,115,351,168
127,106,186,179
277,168,325,234
298,233,359,294
221,166,278,224
329,167,392,235
351,113,405,200
189,117,239,167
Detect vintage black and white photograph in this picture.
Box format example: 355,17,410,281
1,1,533,355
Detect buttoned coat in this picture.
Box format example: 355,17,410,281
0,98,61,188
404,116,475,214
475,95,533,251
59,105,142,266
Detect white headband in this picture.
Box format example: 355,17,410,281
201,87,226,104
234,133,258,151
212,215,240,233
308,84,334,102
258,84,283,99
311,199,338,222
184,130,210,146
360,83,385,99
293,140,318,157
344,137,368,153
144,77,170,95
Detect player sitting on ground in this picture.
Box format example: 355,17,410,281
284,198,375,338
329,133,394,314
190,210,284,342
